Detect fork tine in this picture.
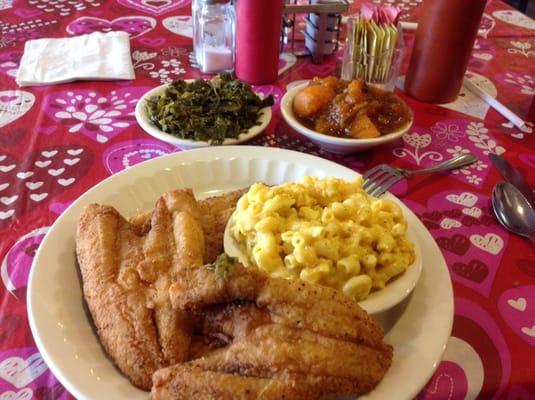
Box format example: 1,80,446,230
364,174,387,194
362,165,390,191
363,168,394,194
363,173,387,191
362,164,385,180
368,174,402,197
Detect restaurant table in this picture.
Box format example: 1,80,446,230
0,0,534,398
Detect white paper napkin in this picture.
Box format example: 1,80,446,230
16,31,135,87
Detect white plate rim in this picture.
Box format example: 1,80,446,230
27,146,453,400
134,81,272,148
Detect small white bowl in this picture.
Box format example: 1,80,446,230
281,82,413,154
135,81,272,149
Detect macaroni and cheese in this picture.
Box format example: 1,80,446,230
229,176,415,301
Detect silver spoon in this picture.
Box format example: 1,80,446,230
492,182,535,243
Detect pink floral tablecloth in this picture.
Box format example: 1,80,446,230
0,0,534,398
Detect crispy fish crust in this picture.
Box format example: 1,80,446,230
76,189,243,389
154,263,392,399
152,364,353,400
76,187,393,398
170,263,386,348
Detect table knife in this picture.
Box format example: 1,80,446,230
489,153,535,208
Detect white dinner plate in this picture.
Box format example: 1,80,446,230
27,146,453,400
135,81,272,149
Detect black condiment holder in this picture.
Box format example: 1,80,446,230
282,0,349,64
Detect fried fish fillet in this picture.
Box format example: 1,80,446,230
76,189,241,389
152,364,351,400
153,260,392,399
129,189,246,263
77,187,393,397
152,323,389,400
170,262,385,348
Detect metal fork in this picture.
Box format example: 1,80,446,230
362,153,478,197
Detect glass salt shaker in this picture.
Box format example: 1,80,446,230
193,0,235,74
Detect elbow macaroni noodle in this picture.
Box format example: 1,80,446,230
229,176,416,301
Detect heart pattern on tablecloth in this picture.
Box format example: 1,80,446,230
26,0,102,17
0,51,22,78
117,0,189,16
506,385,535,399
393,121,500,188
162,15,192,37
102,139,176,174
469,38,496,74
0,353,47,389
34,382,66,400
495,71,535,96
404,190,508,296
416,361,468,400
0,348,64,395
498,286,535,347
0,91,35,129
0,145,92,227
479,13,496,38
493,9,535,30
0,18,59,44
0,388,33,400
67,16,156,38
517,259,535,278
43,87,148,142
0,315,21,344
0,0,13,10
1,227,48,300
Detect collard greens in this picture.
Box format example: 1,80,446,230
146,74,274,144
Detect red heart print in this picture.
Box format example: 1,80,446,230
0,314,21,343
0,95,17,102
146,0,167,6
0,145,93,228
26,0,102,17
417,361,468,400
34,382,66,400
67,16,156,38
443,209,462,218
436,234,470,256
517,259,535,278
452,260,489,283
117,0,189,16
422,211,442,221
423,220,441,231
0,128,26,148
405,188,508,297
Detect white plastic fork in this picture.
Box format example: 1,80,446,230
362,153,478,197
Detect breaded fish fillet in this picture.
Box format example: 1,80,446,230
77,187,393,398
154,259,393,399
152,364,352,400
170,262,385,348
129,189,246,264
76,189,244,389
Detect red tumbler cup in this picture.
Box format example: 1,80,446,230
235,0,284,85
404,0,486,103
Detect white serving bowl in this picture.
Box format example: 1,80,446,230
281,82,413,154
135,81,272,149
